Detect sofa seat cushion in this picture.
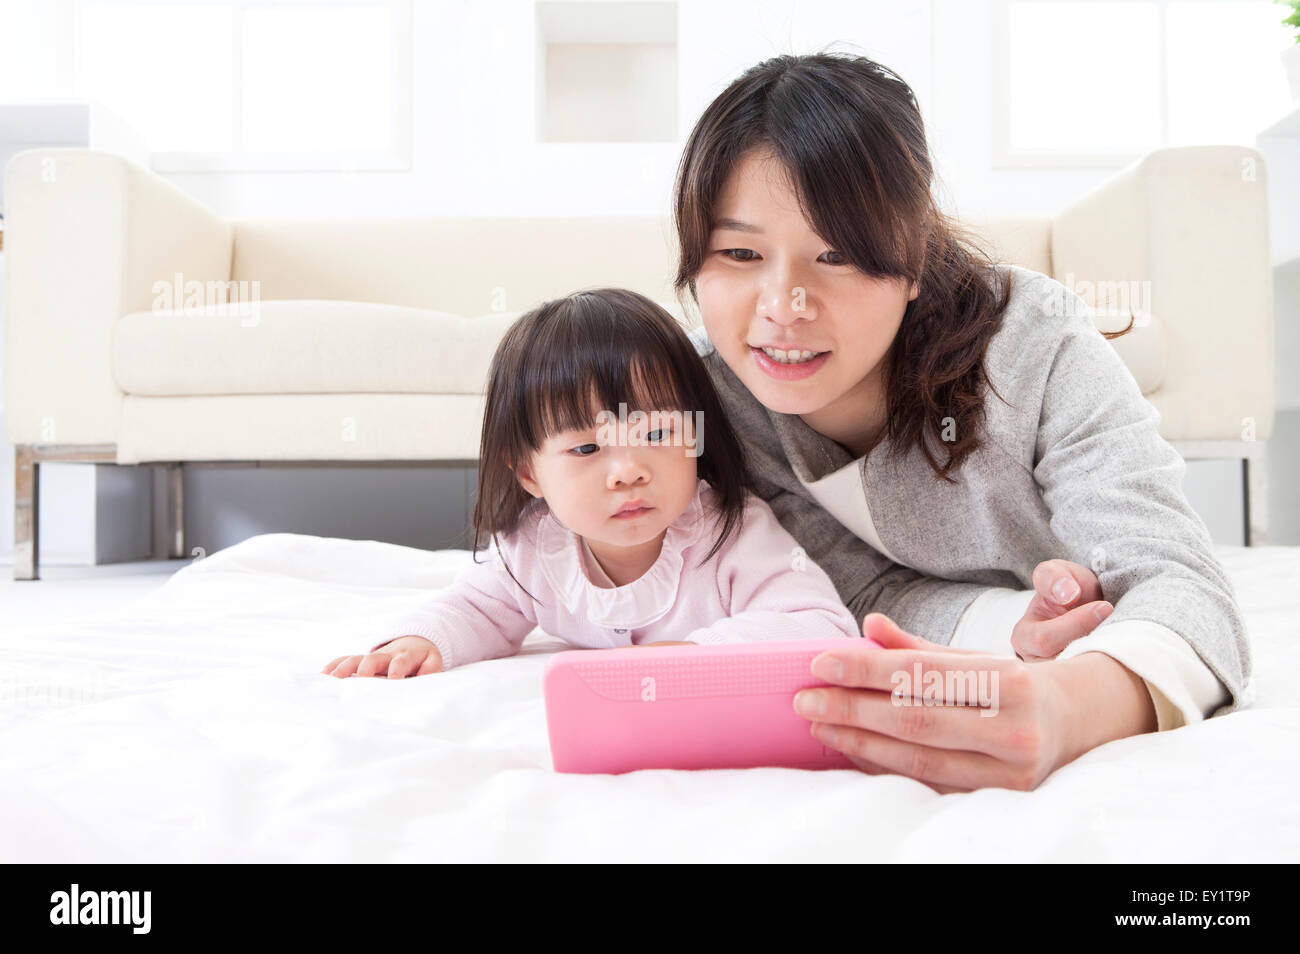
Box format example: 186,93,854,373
112,299,521,396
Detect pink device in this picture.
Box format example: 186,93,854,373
543,637,881,773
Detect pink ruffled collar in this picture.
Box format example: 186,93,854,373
536,479,714,628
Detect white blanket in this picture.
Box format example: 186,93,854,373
2,532,1297,862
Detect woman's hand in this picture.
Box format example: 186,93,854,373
321,635,443,679
1012,559,1114,662
794,613,1157,792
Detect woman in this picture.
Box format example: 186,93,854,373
672,52,1250,793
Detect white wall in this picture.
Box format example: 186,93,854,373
149,0,1136,223
0,0,1277,567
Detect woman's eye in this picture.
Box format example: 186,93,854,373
720,248,847,266
569,443,599,456
646,428,669,442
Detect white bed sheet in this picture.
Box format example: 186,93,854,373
1,532,1297,863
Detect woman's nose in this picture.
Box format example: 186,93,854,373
757,263,816,324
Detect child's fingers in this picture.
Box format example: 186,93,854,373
324,655,366,678
320,656,349,674
356,652,392,678
386,652,418,679
323,646,441,679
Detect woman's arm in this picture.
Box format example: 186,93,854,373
790,293,1250,788
760,481,1114,660
1024,294,1249,725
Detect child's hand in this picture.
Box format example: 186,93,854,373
321,636,444,679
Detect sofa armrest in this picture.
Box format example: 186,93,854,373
1050,145,1273,443
3,148,232,447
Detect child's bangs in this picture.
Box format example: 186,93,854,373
520,307,692,447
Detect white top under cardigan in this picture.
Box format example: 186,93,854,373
799,456,1226,730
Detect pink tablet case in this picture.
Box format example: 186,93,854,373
544,637,881,773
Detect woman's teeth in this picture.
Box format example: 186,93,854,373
760,346,824,364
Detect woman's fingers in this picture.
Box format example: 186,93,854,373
810,721,1019,792
1013,600,1114,660
810,634,1009,696
833,746,963,793
860,611,984,655
800,619,1072,791
1030,558,1104,610
796,682,1014,759
1015,560,1113,660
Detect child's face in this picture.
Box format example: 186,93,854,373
514,400,700,551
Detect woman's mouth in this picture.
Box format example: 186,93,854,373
750,345,830,380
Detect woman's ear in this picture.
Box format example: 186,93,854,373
908,280,919,301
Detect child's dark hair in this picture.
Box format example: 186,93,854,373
470,288,755,606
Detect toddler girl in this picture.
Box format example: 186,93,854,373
321,288,860,678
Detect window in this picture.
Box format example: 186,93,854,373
72,0,411,171
536,1,678,143
993,0,1294,167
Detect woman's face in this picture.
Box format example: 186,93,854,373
694,149,917,446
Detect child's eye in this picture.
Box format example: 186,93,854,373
646,428,669,442
569,443,599,456
820,250,848,266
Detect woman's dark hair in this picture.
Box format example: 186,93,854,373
470,288,755,606
672,51,1133,482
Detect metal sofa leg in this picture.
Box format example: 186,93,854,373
152,462,186,560
1244,448,1269,547
12,444,119,579
14,445,39,581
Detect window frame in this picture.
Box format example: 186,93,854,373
991,0,1173,169
69,0,412,173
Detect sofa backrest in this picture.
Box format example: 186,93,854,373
229,215,1055,321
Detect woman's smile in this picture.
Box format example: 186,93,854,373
750,344,831,381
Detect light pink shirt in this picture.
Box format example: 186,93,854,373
368,478,861,669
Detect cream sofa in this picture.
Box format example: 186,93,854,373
3,146,1275,579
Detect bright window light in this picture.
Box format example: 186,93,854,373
1166,1,1294,146
76,2,235,152
1007,1,1162,154
70,0,405,167
240,4,393,152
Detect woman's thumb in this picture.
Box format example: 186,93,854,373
862,612,924,649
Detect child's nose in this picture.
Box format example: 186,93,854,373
605,448,650,487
